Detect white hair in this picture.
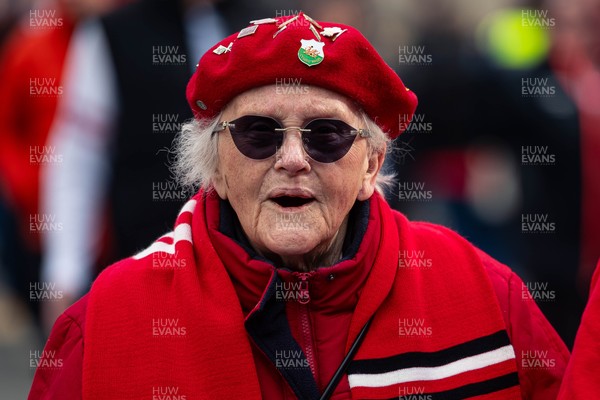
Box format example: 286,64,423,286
172,112,396,195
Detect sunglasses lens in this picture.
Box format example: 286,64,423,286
228,116,282,159
303,119,357,163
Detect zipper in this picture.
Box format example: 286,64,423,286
292,272,318,383
295,272,311,305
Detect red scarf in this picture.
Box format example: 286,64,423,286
83,192,519,399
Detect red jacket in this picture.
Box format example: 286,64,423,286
29,193,569,399
558,260,600,398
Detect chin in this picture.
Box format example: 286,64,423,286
264,231,321,257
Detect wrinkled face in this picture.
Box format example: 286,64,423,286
212,85,383,267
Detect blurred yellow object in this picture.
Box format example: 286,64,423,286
476,8,551,69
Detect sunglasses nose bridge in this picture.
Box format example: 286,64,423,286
276,126,309,132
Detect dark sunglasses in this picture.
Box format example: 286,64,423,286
212,115,370,163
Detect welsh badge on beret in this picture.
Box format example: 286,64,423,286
298,39,324,67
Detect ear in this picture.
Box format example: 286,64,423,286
357,145,386,201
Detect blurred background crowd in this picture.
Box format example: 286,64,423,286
0,0,598,397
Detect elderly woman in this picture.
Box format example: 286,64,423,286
30,13,568,400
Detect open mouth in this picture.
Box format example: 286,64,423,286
271,196,315,208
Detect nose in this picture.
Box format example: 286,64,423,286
274,130,311,174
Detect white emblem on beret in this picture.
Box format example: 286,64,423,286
237,25,258,38
213,42,233,55
320,27,343,37
298,39,325,67
250,18,277,25
320,27,347,41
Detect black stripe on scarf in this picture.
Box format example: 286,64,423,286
348,330,511,374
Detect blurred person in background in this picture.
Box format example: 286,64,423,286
385,0,583,347
0,0,120,329
548,0,600,296
555,0,600,396
30,13,568,399
39,0,298,332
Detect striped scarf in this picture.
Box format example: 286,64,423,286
82,192,520,399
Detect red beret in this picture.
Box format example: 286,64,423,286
186,12,418,139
